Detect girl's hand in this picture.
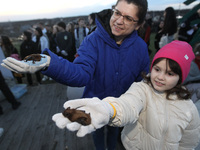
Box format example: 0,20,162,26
52,97,114,137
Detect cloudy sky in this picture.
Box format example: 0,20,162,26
0,0,199,22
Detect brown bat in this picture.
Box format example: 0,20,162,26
62,107,91,126
23,54,45,64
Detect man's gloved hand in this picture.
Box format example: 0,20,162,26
61,50,68,56
56,46,60,53
52,97,115,137
1,54,51,74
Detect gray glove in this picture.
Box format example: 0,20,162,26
1,54,50,74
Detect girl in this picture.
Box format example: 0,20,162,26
20,31,41,85
34,27,49,53
88,13,96,34
66,22,76,61
34,27,49,82
53,41,200,150
0,35,23,83
159,7,177,48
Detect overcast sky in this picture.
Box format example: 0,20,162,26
0,0,199,22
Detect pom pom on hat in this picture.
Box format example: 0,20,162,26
151,40,195,83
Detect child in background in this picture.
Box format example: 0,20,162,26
53,40,200,150
20,31,42,85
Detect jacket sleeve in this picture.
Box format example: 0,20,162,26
179,104,200,150
103,82,147,127
41,36,97,87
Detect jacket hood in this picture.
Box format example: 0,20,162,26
95,9,113,38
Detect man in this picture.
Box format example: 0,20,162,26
178,8,200,43
56,21,76,62
74,18,89,49
2,0,149,149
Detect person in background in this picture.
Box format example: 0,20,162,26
182,42,200,85
20,31,41,85
29,24,38,43
66,22,75,38
33,27,50,82
138,13,152,55
88,13,96,34
0,71,21,115
66,22,76,60
50,24,59,54
1,0,150,149
178,8,200,43
74,18,89,49
34,27,49,53
56,21,75,62
0,35,23,83
37,22,49,45
53,41,200,150
182,43,200,112
159,7,177,48
45,23,55,53
154,20,164,52
37,22,47,36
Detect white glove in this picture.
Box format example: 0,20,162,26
61,50,68,56
1,54,51,74
52,97,114,137
56,46,60,53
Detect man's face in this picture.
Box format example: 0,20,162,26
79,20,85,27
57,26,64,32
110,1,140,42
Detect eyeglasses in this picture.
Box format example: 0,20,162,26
112,9,138,25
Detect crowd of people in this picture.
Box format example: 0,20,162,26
1,0,200,149
0,14,96,139
0,14,97,85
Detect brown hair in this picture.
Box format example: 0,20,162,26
115,0,148,25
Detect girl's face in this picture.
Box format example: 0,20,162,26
150,59,180,92
23,34,27,40
53,25,58,34
159,21,164,29
110,1,140,44
66,24,71,31
88,16,93,25
78,20,85,27
34,30,39,35
163,11,166,18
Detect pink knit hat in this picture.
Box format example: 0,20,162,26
151,40,195,83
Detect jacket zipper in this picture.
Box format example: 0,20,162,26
159,100,169,150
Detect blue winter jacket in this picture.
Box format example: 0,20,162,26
41,9,150,99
